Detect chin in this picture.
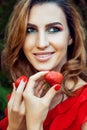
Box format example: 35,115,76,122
35,68,51,71
33,65,57,72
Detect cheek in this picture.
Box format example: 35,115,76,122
51,39,68,51
49,34,69,50
23,36,36,51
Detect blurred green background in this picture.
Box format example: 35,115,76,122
0,0,87,120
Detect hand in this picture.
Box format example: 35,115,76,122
7,74,46,130
23,71,61,130
7,80,27,130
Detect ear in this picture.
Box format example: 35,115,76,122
68,36,73,45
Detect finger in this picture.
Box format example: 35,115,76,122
12,80,26,111
43,84,61,105
20,101,25,116
25,71,49,94
8,83,16,110
16,79,27,92
29,71,49,82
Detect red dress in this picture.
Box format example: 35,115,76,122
0,85,87,130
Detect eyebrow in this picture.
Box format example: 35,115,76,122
27,22,63,28
46,22,63,28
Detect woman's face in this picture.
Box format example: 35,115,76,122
23,3,72,71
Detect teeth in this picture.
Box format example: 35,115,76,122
36,54,50,58
34,53,53,61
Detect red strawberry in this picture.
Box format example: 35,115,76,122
45,71,63,86
15,75,28,88
7,93,12,101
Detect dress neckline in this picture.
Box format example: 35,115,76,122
49,84,87,113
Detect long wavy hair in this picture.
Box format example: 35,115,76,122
1,0,87,95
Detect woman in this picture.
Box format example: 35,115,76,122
0,0,87,129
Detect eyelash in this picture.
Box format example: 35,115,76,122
47,27,62,34
26,26,62,34
26,27,37,34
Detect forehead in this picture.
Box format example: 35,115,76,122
28,3,67,26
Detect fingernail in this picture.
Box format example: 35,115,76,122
54,84,61,91
12,82,16,90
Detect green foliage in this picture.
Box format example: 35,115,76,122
0,1,16,119
0,85,11,120
0,0,17,51
0,0,16,32
0,71,12,120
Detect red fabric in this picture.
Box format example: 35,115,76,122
0,117,8,130
43,85,87,130
0,85,87,130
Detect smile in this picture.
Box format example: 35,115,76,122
33,52,54,62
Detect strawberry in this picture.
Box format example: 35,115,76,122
45,71,63,86
14,71,63,88
7,93,11,101
15,75,28,88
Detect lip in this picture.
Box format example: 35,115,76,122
33,52,54,62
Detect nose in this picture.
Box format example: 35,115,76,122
36,31,49,49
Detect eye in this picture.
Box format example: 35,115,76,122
47,27,62,34
26,27,37,34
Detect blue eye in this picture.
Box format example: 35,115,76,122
47,27,61,33
26,27,37,34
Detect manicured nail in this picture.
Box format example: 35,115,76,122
54,84,61,91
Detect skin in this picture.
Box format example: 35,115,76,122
23,3,72,72
7,3,87,130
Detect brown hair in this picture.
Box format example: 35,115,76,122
1,0,87,95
